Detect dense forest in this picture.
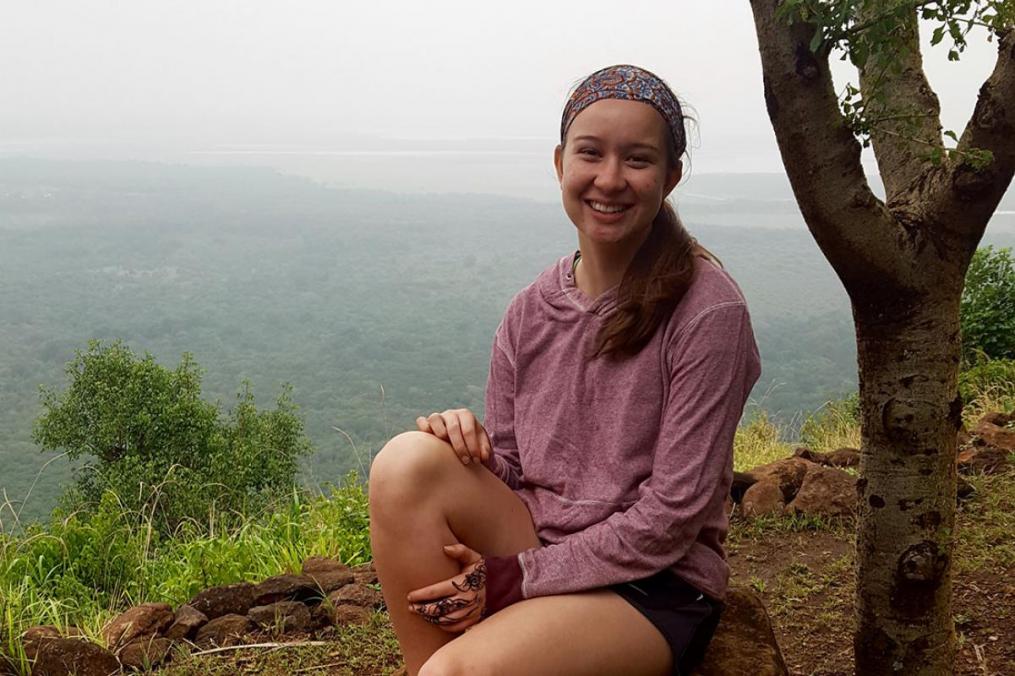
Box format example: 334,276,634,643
2,158,1013,522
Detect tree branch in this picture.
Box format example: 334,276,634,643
925,28,1015,248
857,7,944,204
749,0,907,298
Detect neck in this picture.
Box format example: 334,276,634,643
574,231,649,299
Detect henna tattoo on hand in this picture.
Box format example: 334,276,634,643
418,596,476,626
452,560,487,593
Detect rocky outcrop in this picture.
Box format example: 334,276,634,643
12,558,379,674
692,587,789,676
117,636,173,670
784,465,857,517
102,602,174,650
164,605,207,641
187,582,256,619
30,638,119,676
735,455,857,519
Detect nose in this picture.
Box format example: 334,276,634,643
594,157,626,193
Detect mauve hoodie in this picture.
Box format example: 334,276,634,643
481,252,761,613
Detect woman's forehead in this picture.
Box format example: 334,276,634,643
566,99,668,145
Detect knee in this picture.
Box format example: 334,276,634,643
368,431,454,509
418,649,495,676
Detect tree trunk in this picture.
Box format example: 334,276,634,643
853,289,962,675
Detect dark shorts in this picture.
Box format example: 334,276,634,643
610,571,723,676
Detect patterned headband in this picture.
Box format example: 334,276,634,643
560,64,686,154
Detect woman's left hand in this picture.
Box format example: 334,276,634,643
407,544,487,633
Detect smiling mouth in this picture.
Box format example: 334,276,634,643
587,200,630,214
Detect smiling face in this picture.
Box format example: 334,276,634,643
554,98,682,251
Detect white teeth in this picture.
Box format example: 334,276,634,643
589,201,627,214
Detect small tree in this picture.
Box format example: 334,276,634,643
749,1,1013,673
961,245,1015,362
34,340,313,531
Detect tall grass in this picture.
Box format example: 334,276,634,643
0,473,369,667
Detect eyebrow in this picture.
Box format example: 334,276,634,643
571,135,661,152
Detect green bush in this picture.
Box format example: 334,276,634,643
33,340,313,533
961,246,1015,363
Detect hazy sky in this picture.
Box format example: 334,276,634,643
0,1,1002,200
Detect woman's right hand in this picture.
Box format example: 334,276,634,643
416,409,492,466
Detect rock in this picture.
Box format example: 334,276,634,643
302,557,359,593
824,447,860,468
730,471,756,503
302,556,348,574
352,562,378,586
791,447,821,463
792,446,859,468
979,411,1014,428
957,446,1010,475
740,480,785,518
306,569,355,595
188,582,255,619
117,636,173,670
332,604,372,626
327,583,384,609
164,605,208,641
101,602,174,649
20,626,62,663
30,638,119,676
194,614,252,648
247,601,313,634
784,465,856,518
691,588,788,676
972,421,1015,451
253,574,320,605
743,458,813,503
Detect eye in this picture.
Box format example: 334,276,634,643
576,147,600,158
628,155,651,166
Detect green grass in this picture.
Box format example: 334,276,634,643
0,474,370,673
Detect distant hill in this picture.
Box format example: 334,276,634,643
2,158,1012,521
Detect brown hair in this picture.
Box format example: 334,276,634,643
589,201,716,360
578,119,717,360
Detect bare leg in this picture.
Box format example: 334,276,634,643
420,591,673,676
368,431,541,675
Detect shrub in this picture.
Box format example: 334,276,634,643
961,246,1015,363
33,340,313,532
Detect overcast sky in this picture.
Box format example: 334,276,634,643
0,1,1002,200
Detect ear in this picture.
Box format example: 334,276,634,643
663,160,683,198
553,145,564,185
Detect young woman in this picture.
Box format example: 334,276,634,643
368,64,762,676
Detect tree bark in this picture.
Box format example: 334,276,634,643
853,290,961,675
749,2,1015,675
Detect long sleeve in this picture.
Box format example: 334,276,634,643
482,324,524,489
508,302,760,600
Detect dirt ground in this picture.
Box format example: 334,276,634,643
727,470,1014,676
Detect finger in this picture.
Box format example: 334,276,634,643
426,413,450,441
442,543,481,565
435,605,483,633
477,423,493,463
416,416,432,433
441,411,472,464
457,413,484,463
412,596,480,626
407,579,458,603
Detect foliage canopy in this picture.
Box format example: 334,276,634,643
961,246,1015,363
33,340,313,532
